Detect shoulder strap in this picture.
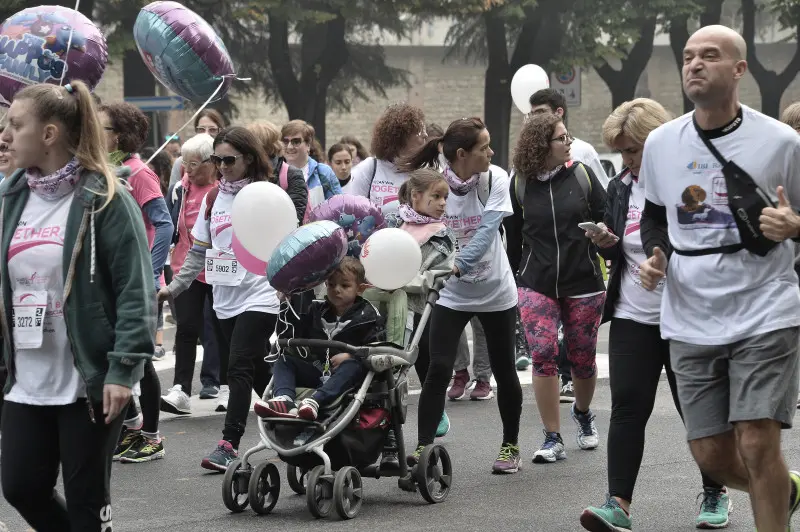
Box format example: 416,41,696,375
573,162,592,199
278,160,289,190
367,157,378,200
514,172,526,211
692,114,729,166
204,187,219,220
477,170,492,207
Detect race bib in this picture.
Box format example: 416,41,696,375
11,290,47,349
205,250,246,287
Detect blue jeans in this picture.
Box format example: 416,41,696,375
273,355,365,405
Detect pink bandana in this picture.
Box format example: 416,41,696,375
398,204,446,244
218,177,251,195
26,158,80,200
398,203,442,224
443,164,481,196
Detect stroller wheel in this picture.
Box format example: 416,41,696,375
306,465,334,518
248,462,280,515
287,464,309,495
221,459,251,513
415,444,452,504
333,466,363,519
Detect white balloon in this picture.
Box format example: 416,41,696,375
510,64,550,115
231,181,298,261
360,228,422,291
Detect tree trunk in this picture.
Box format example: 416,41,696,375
596,17,657,111
742,0,800,119
482,7,512,170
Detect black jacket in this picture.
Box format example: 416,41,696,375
279,296,385,364
271,157,308,226
504,162,607,299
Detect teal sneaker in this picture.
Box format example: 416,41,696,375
515,355,530,371
436,411,450,438
580,495,632,531
696,487,731,529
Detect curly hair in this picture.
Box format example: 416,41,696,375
370,103,425,162
100,102,150,154
513,113,562,179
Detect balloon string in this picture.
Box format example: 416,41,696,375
127,75,251,179
58,0,80,87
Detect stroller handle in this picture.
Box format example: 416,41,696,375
276,339,409,360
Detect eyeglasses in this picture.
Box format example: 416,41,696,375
182,158,210,170
196,126,219,135
551,133,573,144
282,137,304,147
210,154,243,167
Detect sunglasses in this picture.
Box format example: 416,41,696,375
210,154,243,167
282,137,304,147
196,126,219,135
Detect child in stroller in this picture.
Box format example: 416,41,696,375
254,257,385,421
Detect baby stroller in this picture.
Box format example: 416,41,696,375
221,270,453,520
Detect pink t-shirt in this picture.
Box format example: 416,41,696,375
124,155,163,249
172,174,217,283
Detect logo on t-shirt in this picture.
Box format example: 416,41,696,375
676,184,736,229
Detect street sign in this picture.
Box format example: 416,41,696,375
124,96,185,112
550,67,581,107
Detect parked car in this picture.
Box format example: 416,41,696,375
598,152,623,178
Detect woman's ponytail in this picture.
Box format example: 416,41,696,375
396,136,443,173
398,181,411,205
71,81,116,209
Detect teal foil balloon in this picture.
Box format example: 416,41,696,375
267,221,348,295
133,1,234,102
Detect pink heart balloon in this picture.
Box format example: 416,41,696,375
231,232,267,276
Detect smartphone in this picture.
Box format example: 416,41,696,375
578,222,605,233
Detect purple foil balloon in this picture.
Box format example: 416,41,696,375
307,194,386,257
134,1,234,103
0,6,107,106
267,221,348,295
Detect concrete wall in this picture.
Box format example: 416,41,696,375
93,43,800,160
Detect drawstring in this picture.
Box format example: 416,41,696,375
268,298,304,363
90,209,96,284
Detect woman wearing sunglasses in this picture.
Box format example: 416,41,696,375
159,126,280,472
504,113,607,467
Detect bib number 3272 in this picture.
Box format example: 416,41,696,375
11,290,47,349
205,250,247,286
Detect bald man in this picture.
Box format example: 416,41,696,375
632,24,800,532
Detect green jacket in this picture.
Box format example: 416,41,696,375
0,169,155,410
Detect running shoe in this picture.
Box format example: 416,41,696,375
199,384,219,399
215,385,229,412
119,436,165,464
298,398,320,421
436,411,450,437
254,396,298,419
160,384,191,415
696,487,731,529
113,429,142,462
201,440,238,472
789,470,800,526
560,380,575,403
492,443,521,474
532,430,566,464
470,380,495,400
572,403,600,450
406,444,425,467
515,355,531,371
580,494,632,531
447,369,470,400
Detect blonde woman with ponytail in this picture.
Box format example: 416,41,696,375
0,81,155,531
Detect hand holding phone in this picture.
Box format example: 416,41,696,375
579,222,619,247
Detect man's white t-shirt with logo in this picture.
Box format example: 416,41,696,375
642,106,800,345
614,173,664,325
571,137,609,189
192,189,280,319
349,157,409,216
438,168,518,313
6,193,85,405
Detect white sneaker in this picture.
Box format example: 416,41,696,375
571,403,599,450
532,430,566,463
160,384,191,415
216,385,230,412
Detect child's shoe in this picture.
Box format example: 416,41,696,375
254,396,298,419
297,398,320,421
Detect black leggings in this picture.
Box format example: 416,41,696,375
173,280,222,394
417,305,522,446
124,359,161,434
218,311,277,448
607,318,722,502
1,399,124,531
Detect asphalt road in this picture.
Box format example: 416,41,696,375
2,321,798,531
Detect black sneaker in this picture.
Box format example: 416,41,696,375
113,429,142,462
119,437,165,463
199,384,219,399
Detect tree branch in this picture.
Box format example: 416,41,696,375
741,0,768,80
267,13,301,114
622,17,657,77
484,6,509,70
778,23,800,88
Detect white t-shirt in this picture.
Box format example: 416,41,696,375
6,192,85,405
192,189,280,319
438,168,518,313
642,106,800,345
614,174,664,325
572,137,609,190
348,157,410,216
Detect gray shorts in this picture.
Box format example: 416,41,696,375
670,327,800,441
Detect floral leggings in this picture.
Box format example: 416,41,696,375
517,287,605,379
